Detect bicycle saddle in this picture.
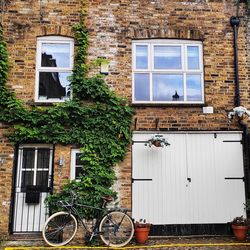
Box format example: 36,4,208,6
102,196,113,202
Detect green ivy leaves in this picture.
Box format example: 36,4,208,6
0,28,8,87
0,22,133,219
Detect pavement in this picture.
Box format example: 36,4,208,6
1,236,250,250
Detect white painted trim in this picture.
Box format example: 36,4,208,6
33,147,38,185
37,36,73,41
19,144,53,149
149,72,153,101
133,39,203,45
132,100,204,104
70,149,83,180
133,131,243,135
183,72,187,102
35,36,74,103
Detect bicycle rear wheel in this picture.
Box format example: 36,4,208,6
42,211,77,246
99,211,134,247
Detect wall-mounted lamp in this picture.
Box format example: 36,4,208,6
58,156,64,167
99,57,109,75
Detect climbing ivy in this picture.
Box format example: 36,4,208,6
0,19,133,218
0,25,8,87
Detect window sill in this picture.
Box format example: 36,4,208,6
26,99,70,106
26,100,55,106
131,103,206,108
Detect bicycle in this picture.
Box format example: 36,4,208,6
42,191,134,247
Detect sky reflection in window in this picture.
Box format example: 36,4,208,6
134,73,150,101
41,43,70,68
136,45,148,69
154,46,181,69
153,74,183,101
186,75,202,101
187,46,199,69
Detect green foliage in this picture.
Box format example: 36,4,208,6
0,22,133,219
0,26,8,87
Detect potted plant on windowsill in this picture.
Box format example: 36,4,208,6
134,219,151,244
231,216,249,241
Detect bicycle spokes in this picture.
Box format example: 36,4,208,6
43,212,77,246
99,211,134,247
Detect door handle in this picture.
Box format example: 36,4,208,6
187,178,191,182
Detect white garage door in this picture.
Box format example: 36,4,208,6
132,132,246,225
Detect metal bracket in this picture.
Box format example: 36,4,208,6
132,178,153,183
223,140,242,144
225,177,245,181
132,140,148,145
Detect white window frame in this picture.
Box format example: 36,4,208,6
35,36,74,103
70,149,83,181
132,39,204,104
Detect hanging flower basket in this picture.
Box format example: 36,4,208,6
145,134,170,148
228,106,250,120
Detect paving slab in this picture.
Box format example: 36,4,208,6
1,237,250,250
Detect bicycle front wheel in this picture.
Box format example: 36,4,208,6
42,211,78,246
99,211,134,247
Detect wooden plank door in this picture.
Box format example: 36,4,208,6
132,132,246,225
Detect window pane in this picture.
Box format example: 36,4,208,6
22,149,35,169
36,171,49,190
153,74,184,101
75,153,84,165
187,46,199,69
39,72,71,100
75,167,84,179
154,46,181,69
136,45,148,69
41,43,70,68
21,171,34,188
37,148,50,169
186,75,202,101
134,73,150,101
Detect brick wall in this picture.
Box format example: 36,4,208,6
0,0,81,238
0,0,249,238
0,123,14,239
85,0,248,131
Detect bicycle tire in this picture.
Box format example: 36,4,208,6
42,211,78,246
99,211,134,247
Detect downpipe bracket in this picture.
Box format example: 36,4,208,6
230,16,240,27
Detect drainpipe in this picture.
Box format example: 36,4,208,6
230,14,250,209
230,16,241,107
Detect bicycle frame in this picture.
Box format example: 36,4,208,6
60,199,130,242
62,202,103,232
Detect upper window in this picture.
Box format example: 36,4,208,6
35,36,74,102
132,40,204,104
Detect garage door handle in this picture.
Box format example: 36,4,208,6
225,177,245,181
187,178,191,182
132,178,153,183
